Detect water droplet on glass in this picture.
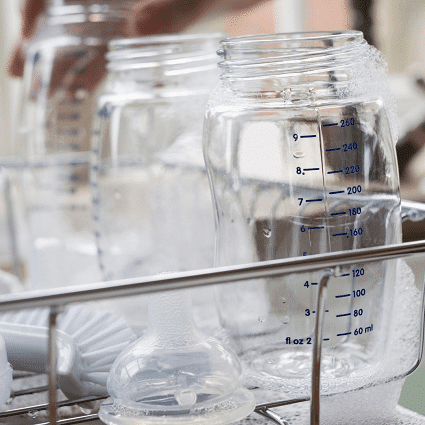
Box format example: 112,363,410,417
293,151,305,158
268,358,275,364
175,389,197,406
27,410,38,419
114,190,122,199
5,396,14,405
258,316,266,322
263,228,272,238
284,88,291,101
281,316,290,324
280,297,287,304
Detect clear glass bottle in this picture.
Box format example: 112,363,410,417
90,34,222,331
18,0,135,289
203,31,403,395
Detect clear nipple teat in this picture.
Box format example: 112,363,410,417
99,289,255,424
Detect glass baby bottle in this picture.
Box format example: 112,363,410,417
90,34,222,331
17,0,136,289
203,31,404,397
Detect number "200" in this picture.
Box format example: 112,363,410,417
347,185,362,195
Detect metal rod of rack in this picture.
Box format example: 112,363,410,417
48,308,59,425
0,240,424,312
311,270,334,425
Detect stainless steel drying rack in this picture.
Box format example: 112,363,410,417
1,200,425,425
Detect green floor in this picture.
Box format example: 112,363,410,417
399,256,425,415
399,363,425,414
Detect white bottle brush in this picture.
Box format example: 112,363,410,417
0,305,136,399
99,289,255,424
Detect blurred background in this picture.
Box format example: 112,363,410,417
1,0,425,417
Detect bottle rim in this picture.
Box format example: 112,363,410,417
218,31,367,79
109,33,226,51
47,1,135,25
48,0,135,12
106,33,225,73
220,31,363,49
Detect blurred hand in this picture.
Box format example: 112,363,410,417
8,0,270,94
127,0,271,36
7,0,45,78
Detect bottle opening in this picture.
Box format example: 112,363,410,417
47,0,135,25
106,33,225,74
218,31,367,78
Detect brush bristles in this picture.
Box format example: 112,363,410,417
0,305,137,396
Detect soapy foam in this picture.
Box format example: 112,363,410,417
229,260,424,424
239,260,421,396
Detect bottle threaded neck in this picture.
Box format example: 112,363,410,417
47,1,135,24
48,0,135,8
218,31,367,80
106,33,224,74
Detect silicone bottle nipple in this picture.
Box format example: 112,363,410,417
99,289,255,424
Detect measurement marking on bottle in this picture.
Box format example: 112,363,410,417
336,313,351,317
57,128,79,136
304,168,320,171
306,198,323,202
335,294,351,298
326,148,341,151
323,338,330,341
300,135,316,138
311,310,329,314
330,212,346,216
308,226,325,230
332,232,348,237
329,190,345,195
70,160,85,167
354,325,373,335
327,170,343,174
68,173,80,182
337,332,352,336
337,273,350,278
58,113,80,121
323,123,338,127
66,98,84,105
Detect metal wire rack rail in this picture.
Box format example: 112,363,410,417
0,200,425,425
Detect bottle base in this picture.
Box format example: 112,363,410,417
98,388,255,425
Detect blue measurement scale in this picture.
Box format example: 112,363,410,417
290,111,376,349
24,45,100,290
